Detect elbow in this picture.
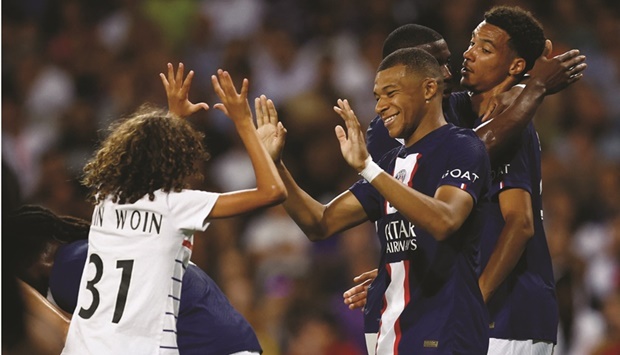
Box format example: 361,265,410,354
265,184,288,206
430,216,462,241
506,214,535,241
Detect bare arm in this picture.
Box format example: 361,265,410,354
254,95,368,240
334,99,473,241
208,71,287,218
478,188,534,303
476,44,587,162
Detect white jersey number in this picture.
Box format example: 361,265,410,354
78,253,135,324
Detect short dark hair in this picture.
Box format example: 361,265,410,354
382,24,444,59
484,6,545,73
378,47,443,86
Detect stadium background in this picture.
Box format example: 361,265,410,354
3,0,619,354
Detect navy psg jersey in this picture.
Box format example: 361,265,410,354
351,124,491,354
366,91,475,161
476,120,559,343
50,240,263,355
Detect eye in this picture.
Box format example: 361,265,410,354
387,91,396,97
482,48,492,54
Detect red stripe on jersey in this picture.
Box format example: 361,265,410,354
407,154,421,187
377,263,391,349
182,239,193,250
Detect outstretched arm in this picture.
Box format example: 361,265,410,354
255,96,368,241
334,99,473,241
208,71,286,218
476,42,587,162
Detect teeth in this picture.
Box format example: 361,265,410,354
384,114,397,124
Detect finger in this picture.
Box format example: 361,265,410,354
343,285,365,298
266,99,278,126
175,63,185,87
335,125,347,145
564,55,587,70
211,74,225,100
240,78,249,99
543,39,552,58
554,49,580,63
191,102,210,112
255,97,264,126
159,73,170,91
181,70,195,96
212,103,229,116
219,70,237,97
258,95,267,121
481,101,497,122
277,121,287,138
167,63,175,86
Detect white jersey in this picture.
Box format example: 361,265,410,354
62,189,219,355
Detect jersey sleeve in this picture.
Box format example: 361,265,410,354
167,190,220,232
488,125,535,198
438,131,490,204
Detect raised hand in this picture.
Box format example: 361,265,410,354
333,99,370,172
159,62,209,118
255,95,287,163
529,40,587,95
211,69,252,125
343,269,378,310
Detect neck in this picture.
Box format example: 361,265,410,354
404,105,446,147
469,75,520,117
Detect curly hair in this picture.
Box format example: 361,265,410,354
82,105,209,204
484,6,545,73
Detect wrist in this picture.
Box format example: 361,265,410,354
359,156,382,182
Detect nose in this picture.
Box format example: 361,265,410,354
463,46,474,61
375,97,387,115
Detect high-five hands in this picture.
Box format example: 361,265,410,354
333,99,371,172
160,63,209,119
255,95,287,163
210,69,252,125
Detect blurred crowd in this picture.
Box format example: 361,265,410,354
3,0,620,354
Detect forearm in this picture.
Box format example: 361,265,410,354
276,162,332,241
369,173,468,241
475,81,546,162
478,219,533,303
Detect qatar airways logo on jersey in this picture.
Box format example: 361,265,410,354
384,220,418,253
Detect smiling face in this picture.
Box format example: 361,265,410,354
373,64,427,140
460,21,522,94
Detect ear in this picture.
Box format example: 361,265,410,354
423,78,439,101
508,57,526,76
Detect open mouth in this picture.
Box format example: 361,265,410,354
383,113,398,127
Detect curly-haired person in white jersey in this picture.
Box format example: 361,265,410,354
61,69,287,355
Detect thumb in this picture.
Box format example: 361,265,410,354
481,101,497,122
543,39,553,58
213,103,229,116
335,125,347,143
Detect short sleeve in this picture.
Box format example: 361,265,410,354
349,178,382,221
438,131,490,204
167,190,220,232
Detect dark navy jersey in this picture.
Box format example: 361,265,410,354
50,240,263,355
366,91,475,161
476,120,559,343
352,124,491,354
